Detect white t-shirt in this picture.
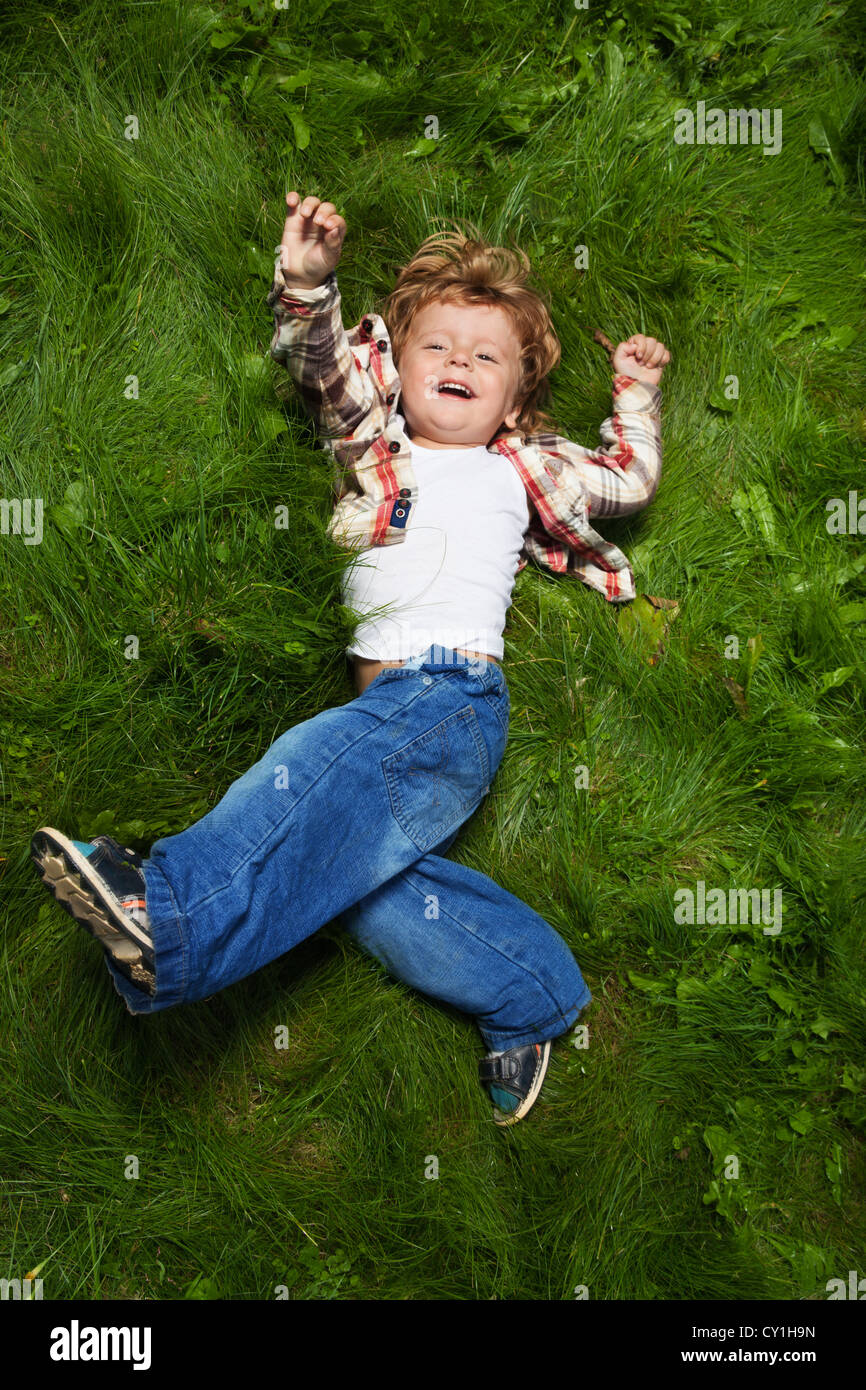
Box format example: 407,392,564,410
341,419,531,660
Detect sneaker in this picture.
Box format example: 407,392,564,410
478,1039,552,1126
30,828,156,996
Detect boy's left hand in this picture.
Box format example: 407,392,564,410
612,334,671,386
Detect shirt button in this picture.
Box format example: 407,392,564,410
389,441,400,453
395,507,405,518
361,318,373,333
376,339,388,351
386,393,395,405
399,488,411,497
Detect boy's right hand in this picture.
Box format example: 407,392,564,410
277,191,346,290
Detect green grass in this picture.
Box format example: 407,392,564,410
1,0,865,1300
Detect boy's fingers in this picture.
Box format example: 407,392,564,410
285,193,323,222
285,195,345,237
631,336,671,364
286,191,315,215
315,209,346,243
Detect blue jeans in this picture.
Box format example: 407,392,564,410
105,646,591,1052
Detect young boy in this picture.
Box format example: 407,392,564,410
30,191,669,1126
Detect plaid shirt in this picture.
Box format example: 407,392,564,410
266,259,663,603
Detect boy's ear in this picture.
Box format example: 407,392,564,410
504,374,526,431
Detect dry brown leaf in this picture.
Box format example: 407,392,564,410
594,329,616,362
722,675,748,717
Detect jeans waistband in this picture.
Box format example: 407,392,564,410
400,645,505,691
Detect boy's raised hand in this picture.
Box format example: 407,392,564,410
611,333,671,387
278,191,346,290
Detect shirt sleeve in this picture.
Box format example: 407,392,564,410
266,260,377,443
554,375,663,520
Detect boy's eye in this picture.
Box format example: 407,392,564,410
426,344,496,361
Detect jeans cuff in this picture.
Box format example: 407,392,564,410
478,987,591,1053
103,859,190,1014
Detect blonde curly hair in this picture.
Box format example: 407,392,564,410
379,221,562,437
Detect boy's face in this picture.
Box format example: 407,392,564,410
395,300,523,450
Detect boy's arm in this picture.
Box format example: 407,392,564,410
266,258,378,443
550,374,663,520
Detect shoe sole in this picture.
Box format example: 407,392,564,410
492,1040,552,1126
30,829,156,995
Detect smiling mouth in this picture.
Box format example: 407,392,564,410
437,384,475,400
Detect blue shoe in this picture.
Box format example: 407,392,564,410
479,1040,552,1126
30,828,156,996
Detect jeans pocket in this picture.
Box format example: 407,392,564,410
382,704,491,853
